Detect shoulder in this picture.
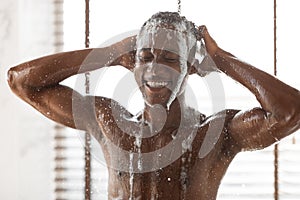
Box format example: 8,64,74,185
78,96,134,141
201,109,240,127
88,96,133,127
194,109,241,157
184,108,240,136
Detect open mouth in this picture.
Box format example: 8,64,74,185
143,80,172,93
146,81,169,88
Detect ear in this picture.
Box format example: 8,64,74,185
188,58,199,75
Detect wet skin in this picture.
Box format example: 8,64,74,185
7,26,300,199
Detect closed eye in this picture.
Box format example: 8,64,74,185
161,51,180,63
138,55,153,62
137,49,154,62
164,57,179,63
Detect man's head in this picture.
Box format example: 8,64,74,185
134,12,199,107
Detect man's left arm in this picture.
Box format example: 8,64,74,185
200,26,300,151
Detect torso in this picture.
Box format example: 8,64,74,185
90,100,241,200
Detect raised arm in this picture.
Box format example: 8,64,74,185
199,26,300,151
7,36,136,130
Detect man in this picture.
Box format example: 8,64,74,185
8,12,300,199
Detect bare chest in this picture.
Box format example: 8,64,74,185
107,154,234,200
97,111,238,199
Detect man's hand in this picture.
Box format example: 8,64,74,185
193,26,220,76
112,36,137,71
198,25,220,57
117,51,136,71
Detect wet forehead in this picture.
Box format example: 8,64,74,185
137,27,191,55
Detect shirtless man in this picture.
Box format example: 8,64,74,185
7,12,300,199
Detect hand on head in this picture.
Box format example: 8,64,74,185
197,25,219,57
190,25,220,77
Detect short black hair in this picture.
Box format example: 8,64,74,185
141,12,199,40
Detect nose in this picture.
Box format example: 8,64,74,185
147,63,160,75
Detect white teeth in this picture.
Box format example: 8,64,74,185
146,81,168,88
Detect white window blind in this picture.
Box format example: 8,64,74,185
54,0,300,199
54,126,107,200
53,0,107,199
218,134,300,200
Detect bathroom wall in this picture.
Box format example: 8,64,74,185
0,0,55,199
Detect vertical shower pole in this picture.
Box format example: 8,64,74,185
84,0,92,199
273,0,279,199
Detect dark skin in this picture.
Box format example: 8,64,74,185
7,25,300,199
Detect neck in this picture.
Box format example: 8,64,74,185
143,95,186,132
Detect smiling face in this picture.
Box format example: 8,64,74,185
134,27,196,107
134,48,182,106
134,12,198,108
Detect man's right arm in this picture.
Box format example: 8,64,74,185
7,36,136,130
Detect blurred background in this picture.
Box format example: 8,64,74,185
1,0,299,199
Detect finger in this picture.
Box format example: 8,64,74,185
198,25,207,39
198,26,219,56
198,25,212,42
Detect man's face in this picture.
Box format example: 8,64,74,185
134,27,195,107
134,48,186,106
135,26,196,106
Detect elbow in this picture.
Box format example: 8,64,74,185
284,111,300,136
7,67,29,95
267,92,300,138
276,96,300,134
7,67,19,92
292,98,300,131
287,92,300,128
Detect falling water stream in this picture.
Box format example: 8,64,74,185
178,0,181,14
129,153,134,200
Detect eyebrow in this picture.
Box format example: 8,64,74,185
138,48,180,55
138,48,151,52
